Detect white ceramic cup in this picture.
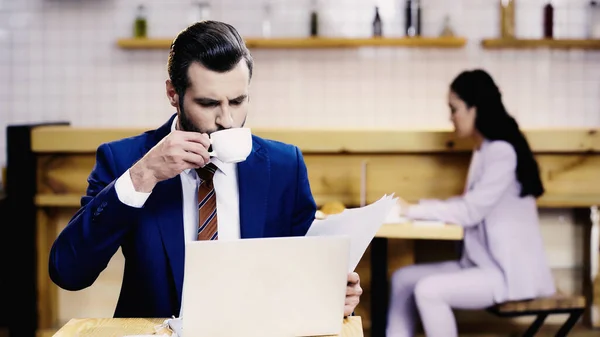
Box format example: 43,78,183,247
208,127,252,163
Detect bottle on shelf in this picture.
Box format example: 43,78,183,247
440,15,455,37
543,1,554,39
373,6,382,37
189,2,211,24
309,0,318,37
405,0,421,37
500,0,516,39
134,4,147,38
262,1,272,38
589,0,600,39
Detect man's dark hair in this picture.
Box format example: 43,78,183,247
167,20,254,97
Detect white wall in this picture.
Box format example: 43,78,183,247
0,0,598,166
0,0,598,324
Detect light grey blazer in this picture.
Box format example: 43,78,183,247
406,139,556,303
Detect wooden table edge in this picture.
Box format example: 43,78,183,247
52,316,364,337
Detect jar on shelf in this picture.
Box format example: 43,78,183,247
500,0,516,39
133,4,147,38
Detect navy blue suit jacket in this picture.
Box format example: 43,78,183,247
49,115,317,318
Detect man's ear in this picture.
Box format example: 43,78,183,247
166,80,179,108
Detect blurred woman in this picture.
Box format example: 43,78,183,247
386,69,555,337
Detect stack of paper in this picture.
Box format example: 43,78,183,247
382,202,446,227
306,194,398,272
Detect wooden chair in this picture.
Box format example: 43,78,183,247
487,294,586,337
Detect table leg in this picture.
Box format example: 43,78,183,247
589,205,599,328
370,237,388,337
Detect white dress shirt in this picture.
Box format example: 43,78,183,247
114,116,241,242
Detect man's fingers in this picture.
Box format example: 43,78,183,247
181,139,211,154
344,295,360,316
347,272,360,284
181,151,208,169
345,298,360,308
178,130,211,148
180,142,211,163
346,284,363,296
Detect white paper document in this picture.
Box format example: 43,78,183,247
306,194,398,272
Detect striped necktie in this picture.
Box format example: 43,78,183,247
197,163,218,241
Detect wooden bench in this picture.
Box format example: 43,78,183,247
487,294,586,336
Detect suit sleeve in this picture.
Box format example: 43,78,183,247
291,146,317,236
49,143,143,291
406,142,517,227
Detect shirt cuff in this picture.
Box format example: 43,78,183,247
114,169,152,208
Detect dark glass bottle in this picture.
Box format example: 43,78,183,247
405,0,421,37
544,2,554,38
589,1,600,39
373,6,382,37
310,0,318,37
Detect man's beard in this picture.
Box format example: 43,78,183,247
179,109,223,135
178,94,246,134
178,93,221,134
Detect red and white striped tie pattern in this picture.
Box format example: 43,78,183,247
196,163,218,241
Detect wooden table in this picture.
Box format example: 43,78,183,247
371,222,464,337
52,317,364,336
376,222,464,240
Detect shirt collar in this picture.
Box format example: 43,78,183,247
171,115,235,177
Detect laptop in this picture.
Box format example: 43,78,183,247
177,236,350,337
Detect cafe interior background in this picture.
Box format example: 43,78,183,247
0,0,599,336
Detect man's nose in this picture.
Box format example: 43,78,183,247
217,105,234,129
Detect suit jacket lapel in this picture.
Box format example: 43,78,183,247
237,137,270,239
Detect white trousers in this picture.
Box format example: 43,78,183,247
386,261,501,337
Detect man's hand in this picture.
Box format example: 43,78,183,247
130,130,212,192
345,272,362,317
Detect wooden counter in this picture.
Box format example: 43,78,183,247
9,125,599,336
51,316,364,337
30,127,600,208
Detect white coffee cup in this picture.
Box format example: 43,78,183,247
208,127,252,163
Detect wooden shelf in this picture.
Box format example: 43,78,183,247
482,38,600,50
117,37,467,50
117,38,173,49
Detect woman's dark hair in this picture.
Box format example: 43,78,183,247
450,69,544,198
